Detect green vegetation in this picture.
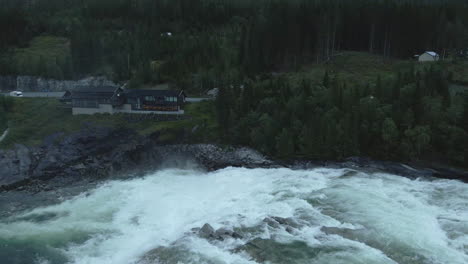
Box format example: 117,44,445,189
1,0,468,91
217,55,468,166
11,36,73,79
0,0,468,166
0,95,14,132
0,98,217,148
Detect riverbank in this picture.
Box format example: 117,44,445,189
1,125,466,194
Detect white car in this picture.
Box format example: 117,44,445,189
9,91,23,97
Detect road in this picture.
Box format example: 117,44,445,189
1,92,66,98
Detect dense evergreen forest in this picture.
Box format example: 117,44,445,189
1,0,468,83
217,61,468,166
0,0,468,166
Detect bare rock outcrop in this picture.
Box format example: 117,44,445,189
0,128,274,192
0,75,117,92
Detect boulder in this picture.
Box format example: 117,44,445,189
320,226,360,240
263,217,280,228
214,227,243,240
199,223,215,239
270,216,301,228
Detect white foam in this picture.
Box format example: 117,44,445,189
0,167,467,264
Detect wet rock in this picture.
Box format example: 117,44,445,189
196,224,243,241
199,223,215,239
320,226,361,241
263,217,280,228
263,216,302,233
214,227,243,240
236,238,318,263
215,227,232,239
190,227,200,233
1,137,277,192
15,144,32,175
71,163,86,171
138,245,220,264
231,231,243,239
271,216,301,228
153,144,274,171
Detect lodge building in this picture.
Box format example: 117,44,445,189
61,86,186,115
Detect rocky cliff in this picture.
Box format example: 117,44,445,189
0,76,117,92
0,127,273,191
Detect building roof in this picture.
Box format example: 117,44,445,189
66,86,122,100
425,51,439,57
124,89,185,98
62,87,186,102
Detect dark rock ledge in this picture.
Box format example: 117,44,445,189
0,127,274,192
0,127,466,194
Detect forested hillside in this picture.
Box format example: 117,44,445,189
1,0,468,165
1,0,468,86
217,54,468,165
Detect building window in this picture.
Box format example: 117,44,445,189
144,96,155,101
165,96,177,102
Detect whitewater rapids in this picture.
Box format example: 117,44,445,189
0,167,467,264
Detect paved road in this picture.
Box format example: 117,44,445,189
1,92,66,98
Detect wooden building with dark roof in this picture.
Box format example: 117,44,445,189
61,86,186,115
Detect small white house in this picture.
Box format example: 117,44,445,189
418,51,440,62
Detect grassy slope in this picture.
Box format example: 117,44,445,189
282,52,411,89
444,60,468,84
0,98,217,148
302,51,466,82
10,36,72,78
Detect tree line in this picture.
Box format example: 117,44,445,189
0,0,467,84
216,64,468,166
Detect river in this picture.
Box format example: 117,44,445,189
0,167,467,264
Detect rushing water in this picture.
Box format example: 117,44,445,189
0,167,467,264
